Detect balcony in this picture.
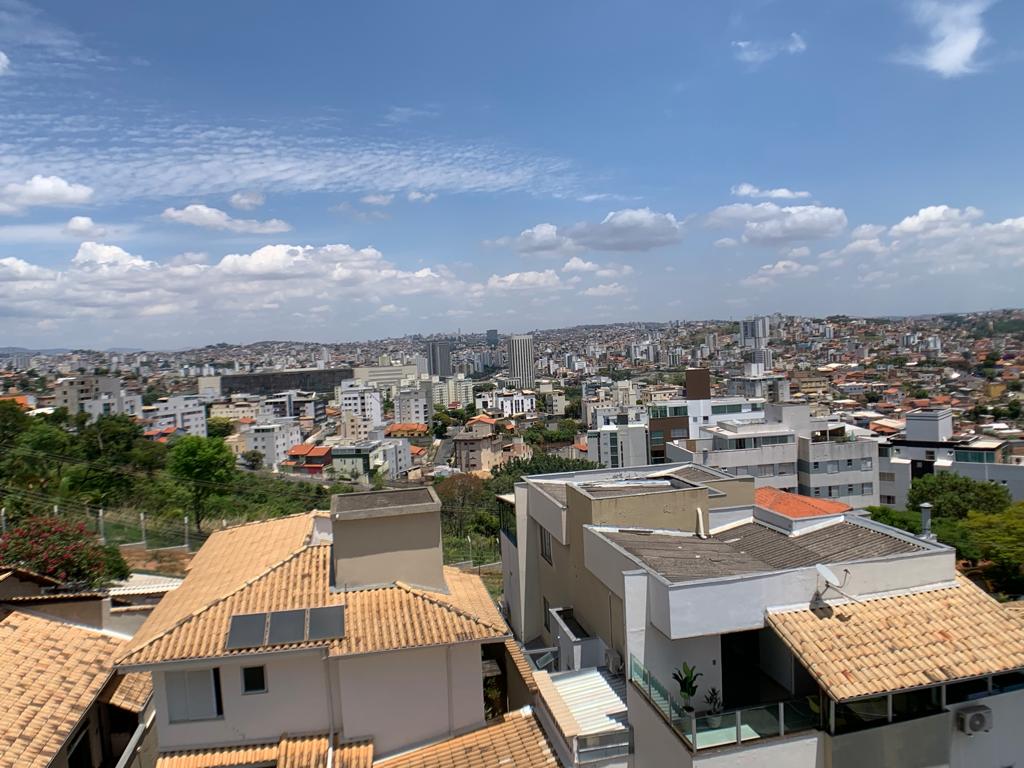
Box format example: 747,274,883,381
629,655,821,751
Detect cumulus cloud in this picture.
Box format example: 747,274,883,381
495,223,578,255
562,256,599,272
583,283,627,297
851,224,886,240
229,191,265,210
161,204,292,234
889,204,983,238
63,215,106,238
494,208,683,255
731,182,810,199
0,175,94,214
486,270,562,291
407,190,437,203
0,51,9,75
707,202,847,243
732,33,806,66
741,258,819,286
899,0,994,77
360,193,394,206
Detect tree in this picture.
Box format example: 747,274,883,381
906,473,1012,519
963,503,1024,593
167,436,237,531
0,400,29,452
241,450,264,471
206,416,235,439
488,455,599,495
0,516,130,587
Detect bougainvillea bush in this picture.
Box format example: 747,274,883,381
0,516,130,587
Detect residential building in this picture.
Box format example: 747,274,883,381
878,407,1023,507
438,373,475,408
114,490,556,765
336,382,384,429
587,410,651,469
242,419,303,469
501,463,1024,768
727,362,791,402
426,339,453,377
141,394,208,436
453,422,532,473
475,388,536,418
197,367,353,397
648,397,765,463
282,443,333,475
53,375,143,419
209,397,274,423
350,363,422,398
329,437,412,483
265,389,325,424
395,386,432,426
508,334,536,389
486,328,499,348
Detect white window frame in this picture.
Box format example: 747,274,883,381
241,665,268,695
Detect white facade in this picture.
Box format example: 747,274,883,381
243,420,302,468
475,389,536,417
350,364,421,398
209,398,273,422
54,375,143,420
588,421,651,469
142,395,208,436
395,387,432,425
335,383,384,428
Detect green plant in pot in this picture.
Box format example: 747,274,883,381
672,662,703,712
704,687,723,727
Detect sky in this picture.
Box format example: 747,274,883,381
0,0,1022,349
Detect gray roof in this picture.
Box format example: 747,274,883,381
604,521,924,583
329,487,440,518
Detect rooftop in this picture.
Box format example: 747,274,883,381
755,487,852,519
154,733,373,768
329,487,440,518
768,576,1024,701
603,519,924,584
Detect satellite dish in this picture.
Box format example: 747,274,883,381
816,563,841,587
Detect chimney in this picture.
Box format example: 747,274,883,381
919,502,935,541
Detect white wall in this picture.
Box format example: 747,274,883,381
641,628,722,710
336,643,484,757
627,683,694,768
154,652,330,749
693,733,825,768
949,688,1024,768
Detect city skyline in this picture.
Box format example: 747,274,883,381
2,1,1023,348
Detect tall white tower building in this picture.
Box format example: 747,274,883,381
508,334,536,390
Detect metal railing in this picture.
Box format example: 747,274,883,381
629,655,821,751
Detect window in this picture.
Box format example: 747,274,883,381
861,458,873,470
846,459,854,469
827,462,839,474
862,483,873,495
540,527,552,565
650,430,665,445
879,471,895,483
847,485,855,495
669,406,687,417
881,495,896,505
242,665,267,694
166,668,224,722
924,450,936,462
812,461,820,471
543,597,551,631
670,428,686,439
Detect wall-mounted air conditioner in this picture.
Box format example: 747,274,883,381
957,705,993,735
605,648,623,675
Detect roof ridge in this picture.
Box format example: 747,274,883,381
394,579,508,635
118,538,318,665
205,509,318,538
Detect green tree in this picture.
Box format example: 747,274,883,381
0,400,29,452
206,416,235,438
906,473,1012,519
963,504,1024,593
488,455,599,495
167,436,236,531
241,450,264,471
0,516,130,587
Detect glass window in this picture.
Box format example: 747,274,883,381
650,430,665,445
834,696,888,733
670,406,687,417
993,671,1024,693
946,677,989,704
862,483,873,495
670,428,686,439
242,665,267,694
543,597,550,631
540,527,553,564
892,688,941,722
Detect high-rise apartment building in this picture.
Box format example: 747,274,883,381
426,340,453,377
507,334,535,390
486,329,499,348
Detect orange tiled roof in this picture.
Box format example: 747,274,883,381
118,515,508,667
102,672,153,713
289,443,314,456
307,445,331,458
373,707,560,768
155,733,371,768
767,576,1024,701
0,610,147,768
755,487,851,518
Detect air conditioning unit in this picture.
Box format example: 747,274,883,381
957,705,993,735
605,649,623,675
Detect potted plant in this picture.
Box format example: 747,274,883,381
704,687,723,727
672,662,703,712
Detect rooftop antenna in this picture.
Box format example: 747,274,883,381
815,563,863,604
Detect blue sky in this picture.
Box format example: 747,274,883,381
0,0,1022,349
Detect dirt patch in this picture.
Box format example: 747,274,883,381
120,545,194,577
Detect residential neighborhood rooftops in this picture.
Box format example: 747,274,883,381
0,608,151,768
154,732,373,768
767,576,1024,701
755,487,852,519
602,518,926,584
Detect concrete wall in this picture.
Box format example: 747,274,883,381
627,682,693,768
585,486,709,534
332,509,444,591
829,711,951,768
640,624,722,709
0,575,44,599
693,733,825,768
337,643,484,757
527,483,567,544
154,652,330,749
948,688,1024,768
938,461,1024,503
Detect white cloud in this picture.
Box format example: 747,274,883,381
63,215,106,238
161,204,292,234
714,237,739,248
563,256,599,272
900,0,994,77
597,264,634,278
0,50,9,75
841,238,888,256
170,251,208,266
741,258,818,286
499,223,578,255
381,105,440,125
707,202,847,243
583,283,627,297
569,208,684,251
0,175,94,213
407,190,437,203
851,224,886,239
889,204,983,238
732,33,806,66
229,191,265,210
486,270,561,291
731,182,810,199
360,193,394,206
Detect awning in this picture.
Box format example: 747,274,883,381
766,576,1024,701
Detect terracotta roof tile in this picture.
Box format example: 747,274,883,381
102,671,153,713
156,735,372,768
755,487,852,518
374,707,560,768
289,444,314,456
0,610,132,768
155,741,279,768
767,576,1024,701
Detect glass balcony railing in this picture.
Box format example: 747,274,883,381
629,655,822,751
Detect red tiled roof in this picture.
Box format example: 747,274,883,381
307,446,331,458
755,487,851,519
288,444,313,456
